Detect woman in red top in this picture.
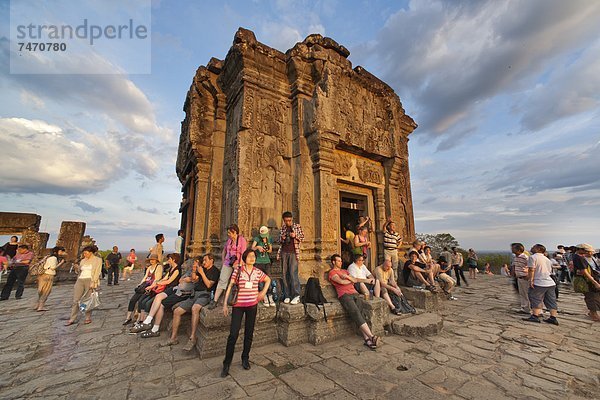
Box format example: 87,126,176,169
221,249,270,377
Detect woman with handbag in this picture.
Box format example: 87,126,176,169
207,224,247,309
35,246,67,311
65,246,102,326
122,253,163,325
573,243,600,322
130,253,181,332
221,249,270,377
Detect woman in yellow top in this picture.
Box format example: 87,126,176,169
65,246,102,326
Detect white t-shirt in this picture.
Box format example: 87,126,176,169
43,256,58,276
348,263,371,280
528,253,555,287
79,259,94,279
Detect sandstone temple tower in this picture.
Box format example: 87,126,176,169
176,28,417,282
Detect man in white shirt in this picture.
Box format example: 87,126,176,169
347,254,381,298
175,230,184,255
523,244,559,325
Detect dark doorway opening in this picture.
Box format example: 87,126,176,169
339,192,367,268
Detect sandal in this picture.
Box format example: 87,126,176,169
84,319,92,324
159,338,179,347
363,338,377,351
64,320,76,326
140,330,160,338
371,335,380,347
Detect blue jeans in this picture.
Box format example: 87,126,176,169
281,252,300,298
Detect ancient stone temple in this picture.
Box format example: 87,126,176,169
176,28,417,283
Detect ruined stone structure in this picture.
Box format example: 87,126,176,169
0,212,87,285
177,28,417,284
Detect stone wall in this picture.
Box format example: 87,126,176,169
177,28,417,283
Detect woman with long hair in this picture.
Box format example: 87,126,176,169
208,224,247,309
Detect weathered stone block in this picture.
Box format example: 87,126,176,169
0,212,41,235
392,313,443,337
56,221,86,263
276,303,309,346
402,287,445,311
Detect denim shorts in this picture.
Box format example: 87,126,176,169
528,285,557,310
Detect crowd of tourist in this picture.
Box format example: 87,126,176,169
1,218,599,378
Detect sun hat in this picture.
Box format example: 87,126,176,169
148,254,159,261
576,243,595,253
259,226,269,238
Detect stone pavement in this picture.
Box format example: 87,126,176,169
0,274,598,399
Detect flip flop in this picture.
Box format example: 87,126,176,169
84,319,92,324
64,320,76,326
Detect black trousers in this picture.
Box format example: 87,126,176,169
1,266,29,299
223,305,258,366
128,292,144,312
107,265,119,284
452,265,468,286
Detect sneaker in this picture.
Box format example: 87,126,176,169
392,308,402,315
283,298,291,304
516,309,531,315
543,317,559,326
206,300,217,310
122,318,133,326
130,322,152,333
182,337,197,352
290,296,300,305
107,283,113,286
448,295,457,301
522,315,541,323
262,297,270,306
268,295,276,307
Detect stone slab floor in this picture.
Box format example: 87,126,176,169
0,274,598,399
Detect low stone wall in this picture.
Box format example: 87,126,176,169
188,297,392,359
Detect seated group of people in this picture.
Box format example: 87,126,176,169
401,240,457,300
124,252,220,351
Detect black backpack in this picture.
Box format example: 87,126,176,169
302,277,328,321
390,292,417,314
271,277,286,320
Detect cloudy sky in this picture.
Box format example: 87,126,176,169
0,0,599,252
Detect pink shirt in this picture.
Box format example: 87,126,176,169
328,269,358,298
0,255,7,269
11,251,33,267
230,266,266,307
224,235,247,267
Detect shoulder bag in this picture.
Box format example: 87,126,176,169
227,265,242,306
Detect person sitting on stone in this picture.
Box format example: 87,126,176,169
347,253,380,298
374,259,404,314
401,251,439,292
436,256,457,300
408,240,427,264
130,254,181,336
123,254,163,326
328,254,379,350
161,254,220,350
484,262,493,275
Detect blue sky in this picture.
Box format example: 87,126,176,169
0,0,599,252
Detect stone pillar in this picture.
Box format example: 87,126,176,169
55,221,86,263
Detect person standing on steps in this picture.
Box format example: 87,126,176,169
251,225,274,306
221,249,270,377
277,211,304,305
175,229,184,255
207,224,247,309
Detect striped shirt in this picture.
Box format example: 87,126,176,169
383,231,401,250
230,266,267,307
512,253,528,277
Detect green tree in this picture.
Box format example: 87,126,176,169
415,233,460,256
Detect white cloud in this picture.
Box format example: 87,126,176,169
360,0,600,137
0,117,159,194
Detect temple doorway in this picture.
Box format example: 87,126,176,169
339,189,376,269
